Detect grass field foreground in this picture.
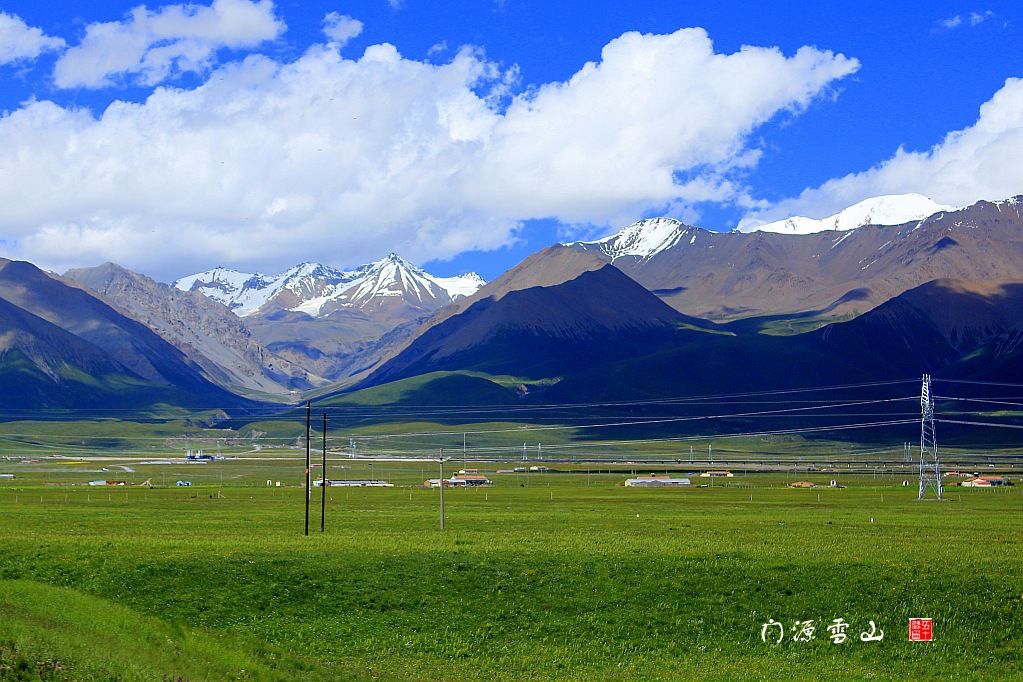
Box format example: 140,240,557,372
1,462,1021,680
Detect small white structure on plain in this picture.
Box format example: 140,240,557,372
625,476,692,488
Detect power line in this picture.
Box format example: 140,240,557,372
937,378,1023,389
937,418,1023,430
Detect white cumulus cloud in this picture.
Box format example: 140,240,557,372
53,0,285,88
322,13,362,46
0,27,858,280
477,29,859,229
0,12,66,64
740,77,1023,229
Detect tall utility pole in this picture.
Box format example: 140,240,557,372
305,401,311,536
438,449,445,531
919,374,943,500
321,413,327,532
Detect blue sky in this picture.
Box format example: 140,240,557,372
1,1,1021,282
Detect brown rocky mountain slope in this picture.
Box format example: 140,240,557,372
572,197,1023,324
65,263,321,394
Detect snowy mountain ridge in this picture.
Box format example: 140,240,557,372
736,194,957,235
569,217,695,261
568,194,961,263
175,254,485,318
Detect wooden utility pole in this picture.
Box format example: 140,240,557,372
304,401,311,536
321,412,327,532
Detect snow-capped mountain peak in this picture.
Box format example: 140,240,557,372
737,194,957,235
176,255,485,319
327,254,439,311
570,217,692,261
433,272,487,299
174,262,352,316
173,266,277,316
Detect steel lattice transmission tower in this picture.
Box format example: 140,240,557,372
918,374,943,500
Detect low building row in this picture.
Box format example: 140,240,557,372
423,475,493,487
624,476,692,488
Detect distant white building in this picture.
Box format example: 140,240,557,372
315,479,393,487
961,477,1010,488
625,476,692,488
423,476,492,487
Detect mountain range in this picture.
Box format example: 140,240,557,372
4,193,1023,426
571,196,1023,324
170,254,485,385
173,255,484,318
342,247,1023,440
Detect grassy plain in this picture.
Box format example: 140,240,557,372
1,456,1021,681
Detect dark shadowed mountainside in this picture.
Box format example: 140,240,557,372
0,260,250,411
357,245,718,389
541,276,1023,406
815,277,1023,383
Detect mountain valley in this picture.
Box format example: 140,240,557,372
3,194,1023,422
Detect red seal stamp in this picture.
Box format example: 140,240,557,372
908,618,932,642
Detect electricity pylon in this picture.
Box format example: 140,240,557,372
919,374,943,500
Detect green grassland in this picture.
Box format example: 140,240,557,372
3,416,903,464
1,453,1021,681
0,417,244,458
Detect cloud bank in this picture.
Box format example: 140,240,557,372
0,12,65,64
53,0,285,88
741,77,1023,229
0,8,860,280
